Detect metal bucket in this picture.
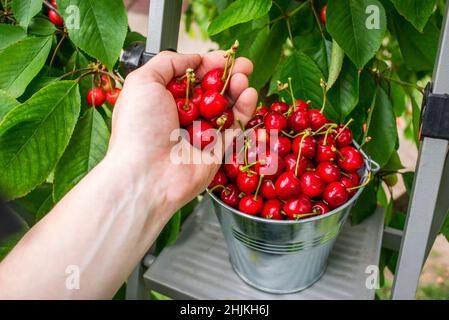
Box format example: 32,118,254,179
209,145,379,294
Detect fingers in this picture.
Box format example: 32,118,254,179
232,87,258,127
129,51,202,85
228,73,249,104
196,51,253,78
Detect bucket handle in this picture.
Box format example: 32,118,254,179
368,158,380,174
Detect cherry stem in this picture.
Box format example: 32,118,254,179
184,68,194,108
294,212,318,220
323,125,335,146
253,174,265,201
288,77,297,111
240,161,262,172
221,40,239,95
320,79,328,113
312,123,336,136
208,184,226,193
334,118,354,140
347,172,372,191
295,133,308,176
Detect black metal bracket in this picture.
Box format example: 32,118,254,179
420,82,449,140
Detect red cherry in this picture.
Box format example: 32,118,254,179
320,5,327,24
192,87,203,106
224,153,243,180
312,202,330,215
316,134,335,146
106,88,121,106
271,136,291,158
167,78,188,99
322,182,349,209
292,99,309,110
274,172,301,200
211,109,234,129
87,87,106,107
270,101,289,114
239,195,263,215
236,171,259,194
347,171,360,185
337,146,364,172
187,120,216,150
255,105,269,117
254,152,285,179
209,169,228,190
316,162,341,183
245,115,264,129
308,109,327,131
283,195,313,219
48,10,63,27
99,75,115,91
315,143,337,163
264,110,287,132
287,109,310,133
299,172,325,198
335,125,353,147
199,90,228,119
260,179,277,199
201,68,226,92
340,176,357,197
176,99,199,127
221,184,240,208
284,154,314,175
261,199,284,220
292,136,316,159
51,0,57,7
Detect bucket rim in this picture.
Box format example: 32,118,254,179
208,141,379,225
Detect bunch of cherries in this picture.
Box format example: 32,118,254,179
86,75,122,108
166,42,239,148
208,79,368,220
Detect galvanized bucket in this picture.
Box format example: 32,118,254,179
209,144,379,294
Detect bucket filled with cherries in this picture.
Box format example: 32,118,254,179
166,42,379,293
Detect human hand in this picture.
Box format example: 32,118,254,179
106,51,257,215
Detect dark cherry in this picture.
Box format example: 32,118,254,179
167,78,188,99
284,154,314,175
245,115,264,129
201,68,226,92
220,184,240,208
335,125,353,147
299,172,325,198
312,202,330,215
254,152,285,179
308,109,327,131
270,101,289,114
337,146,364,172
283,195,313,219
211,109,234,129
239,195,263,215
261,199,284,220
199,90,228,119
264,110,287,132
236,171,259,194
224,153,243,180
287,109,310,133
187,120,216,150
271,136,291,158
255,105,269,116
315,143,337,163
322,182,349,209
316,162,341,183
209,169,228,190
260,179,277,199
274,172,302,200
292,136,316,159
176,99,199,127
340,176,357,197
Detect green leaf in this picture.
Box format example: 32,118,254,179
124,31,146,48
0,36,52,98
156,210,181,255
244,24,286,90
0,231,27,262
28,16,57,36
441,213,449,243
269,50,338,120
363,87,397,168
411,95,421,147
327,0,387,68
66,51,93,109
351,180,378,225
0,91,19,122
0,81,81,200
53,109,109,202
294,32,332,79
382,150,404,172
389,0,436,32
402,171,415,195
327,40,345,90
208,0,272,36
11,183,52,225
11,0,42,29
327,58,360,122
59,0,128,70
388,74,407,117
384,199,394,226
36,194,54,221
0,24,26,50
388,10,439,71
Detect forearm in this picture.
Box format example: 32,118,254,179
0,154,172,299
